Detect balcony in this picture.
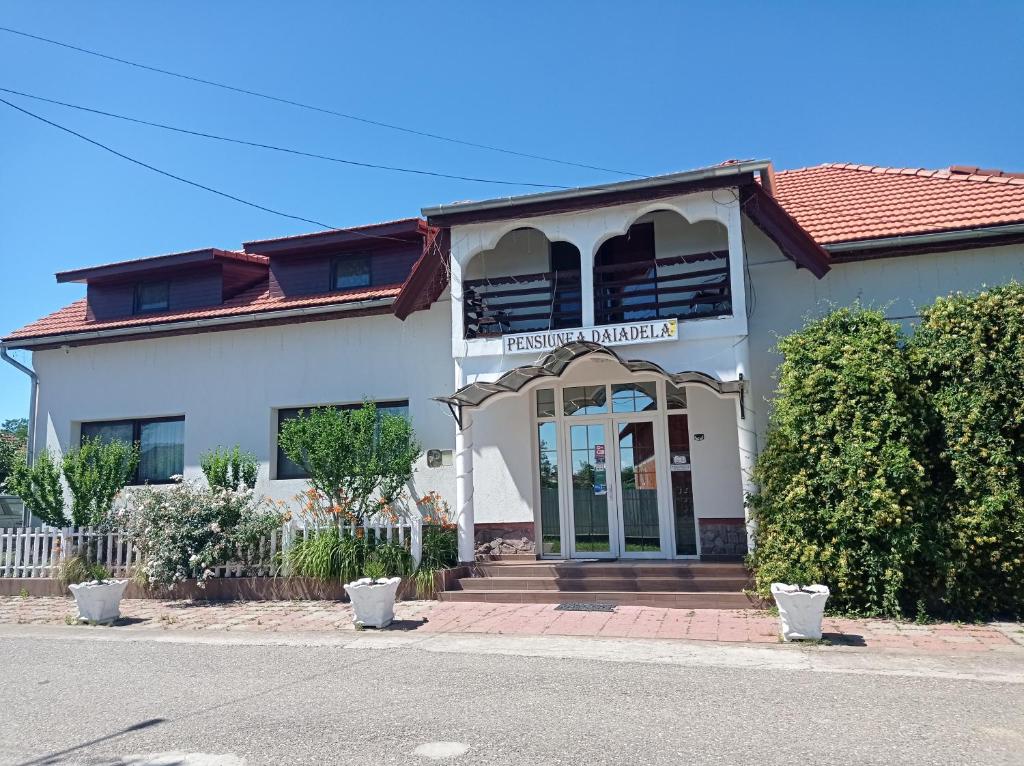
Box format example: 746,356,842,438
461,250,730,339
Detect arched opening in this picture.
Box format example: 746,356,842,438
593,210,731,326
463,228,582,338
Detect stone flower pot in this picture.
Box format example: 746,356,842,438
344,577,402,628
770,583,830,642
68,579,130,624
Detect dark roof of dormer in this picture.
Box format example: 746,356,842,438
56,248,268,284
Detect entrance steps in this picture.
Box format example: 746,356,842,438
437,560,757,609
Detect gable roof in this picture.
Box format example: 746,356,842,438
773,163,1024,245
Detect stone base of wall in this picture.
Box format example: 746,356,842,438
474,521,536,558
0,568,471,602
699,518,748,559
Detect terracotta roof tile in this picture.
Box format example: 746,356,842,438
4,281,402,343
774,163,1024,244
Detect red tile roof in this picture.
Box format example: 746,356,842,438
8,162,1024,345
4,280,402,343
773,163,1024,244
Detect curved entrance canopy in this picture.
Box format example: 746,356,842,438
435,341,745,412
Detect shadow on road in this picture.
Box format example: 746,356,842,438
16,718,165,766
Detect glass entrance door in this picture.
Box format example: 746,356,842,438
616,420,663,556
568,422,615,557
566,417,667,558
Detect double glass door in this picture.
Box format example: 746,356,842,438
567,418,663,558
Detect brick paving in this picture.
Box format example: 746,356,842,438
1,595,1022,654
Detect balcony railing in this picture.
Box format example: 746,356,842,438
463,270,582,339
594,250,730,326
461,250,731,339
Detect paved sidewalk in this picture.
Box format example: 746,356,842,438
1,596,1021,654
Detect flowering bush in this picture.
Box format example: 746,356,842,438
114,478,284,588
909,283,1024,618
749,306,933,617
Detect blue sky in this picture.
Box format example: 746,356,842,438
1,1,1023,421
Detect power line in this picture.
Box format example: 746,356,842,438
0,86,571,190
0,96,413,243
0,24,644,179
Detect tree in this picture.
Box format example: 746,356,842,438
62,437,139,526
279,401,421,521
5,451,65,526
1,418,29,441
0,419,28,489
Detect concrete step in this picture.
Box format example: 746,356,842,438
437,589,758,609
471,562,749,579
457,576,751,593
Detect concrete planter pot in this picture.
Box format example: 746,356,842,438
68,579,130,624
771,583,830,641
343,577,402,628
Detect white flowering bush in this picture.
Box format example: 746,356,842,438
113,477,284,588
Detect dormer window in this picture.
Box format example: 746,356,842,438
133,281,170,314
331,254,371,291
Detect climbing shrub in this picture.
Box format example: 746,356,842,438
749,307,933,617
909,283,1024,618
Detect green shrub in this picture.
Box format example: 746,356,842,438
909,283,1024,618
366,541,413,578
414,524,459,598
279,402,421,521
62,437,139,526
5,451,66,526
749,306,933,617
201,445,258,491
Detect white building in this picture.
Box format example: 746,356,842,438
5,160,1024,569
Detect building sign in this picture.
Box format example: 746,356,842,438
503,318,679,355
594,444,606,465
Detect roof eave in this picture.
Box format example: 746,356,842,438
422,160,773,223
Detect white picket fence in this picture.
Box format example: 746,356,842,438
0,516,421,579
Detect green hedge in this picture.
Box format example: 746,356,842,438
909,284,1024,618
749,307,932,617
752,286,1024,620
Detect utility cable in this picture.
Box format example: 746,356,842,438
0,25,644,178
0,86,570,189
0,96,411,243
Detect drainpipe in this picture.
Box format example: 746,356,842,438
0,343,38,526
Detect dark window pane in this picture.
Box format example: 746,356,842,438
81,417,184,484
537,421,560,555
81,421,134,446
563,385,607,416
535,388,556,418
276,408,308,480
666,382,688,410
134,281,169,314
333,255,371,290
611,382,658,413
138,419,184,483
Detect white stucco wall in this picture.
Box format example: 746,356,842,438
744,225,1024,438
30,300,457,513
685,385,744,521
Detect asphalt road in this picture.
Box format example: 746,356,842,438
1,631,1023,766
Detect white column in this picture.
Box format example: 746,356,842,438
578,234,597,327
735,394,758,553
455,408,475,564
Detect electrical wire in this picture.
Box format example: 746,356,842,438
0,86,571,190
0,25,644,178
0,96,412,243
